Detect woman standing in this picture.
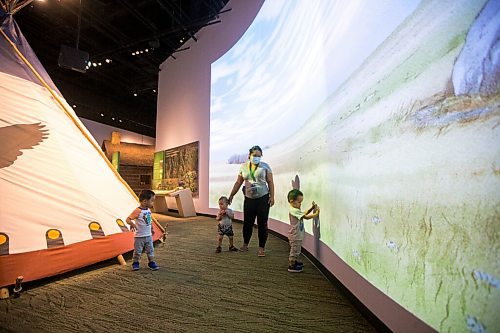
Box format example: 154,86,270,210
228,145,275,256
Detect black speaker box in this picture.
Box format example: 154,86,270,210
58,45,89,73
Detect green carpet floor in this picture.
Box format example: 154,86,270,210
0,213,376,333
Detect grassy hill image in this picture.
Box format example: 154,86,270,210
210,1,499,331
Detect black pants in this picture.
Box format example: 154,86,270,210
243,194,270,248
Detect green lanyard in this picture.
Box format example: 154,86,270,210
248,162,257,181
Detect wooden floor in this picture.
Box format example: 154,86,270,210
0,214,376,333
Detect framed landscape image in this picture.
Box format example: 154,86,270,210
154,142,199,196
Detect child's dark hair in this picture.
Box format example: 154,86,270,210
219,196,229,204
287,189,303,202
249,145,263,155
139,190,155,202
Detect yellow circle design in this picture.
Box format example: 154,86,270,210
117,219,125,226
89,222,101,231
47,229,61,239
0,234,7,245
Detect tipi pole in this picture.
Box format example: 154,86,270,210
10,1,33,15
116,254,127,266
0,288,8,299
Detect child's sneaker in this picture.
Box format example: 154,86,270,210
287,262,303,273
215,246,222,253
148,261,159,271
228,246,238,252
132,262,140,271
296,261,304,268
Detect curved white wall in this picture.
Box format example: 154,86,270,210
156,0,264,214
156,1,434,332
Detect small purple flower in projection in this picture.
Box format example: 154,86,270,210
466,315,487,333
372,216,382,224
352,250,361,260
473,270,499,289
387,241,399,252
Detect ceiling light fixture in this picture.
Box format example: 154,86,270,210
148,39,160,50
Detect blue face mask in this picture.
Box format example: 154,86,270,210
251,156,261,165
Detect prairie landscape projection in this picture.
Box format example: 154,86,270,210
210,1,499,332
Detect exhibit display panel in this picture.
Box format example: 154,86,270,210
153,142,199,196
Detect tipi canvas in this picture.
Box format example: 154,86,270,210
0,5,163,287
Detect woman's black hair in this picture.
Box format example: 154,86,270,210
249,145,263,154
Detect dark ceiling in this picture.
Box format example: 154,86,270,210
14,0,230,137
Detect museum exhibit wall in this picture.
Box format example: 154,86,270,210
80,117,155,147
156,1,499,332
156,0,265,214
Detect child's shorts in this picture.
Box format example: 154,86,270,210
133,236,154,257
218,224,234,237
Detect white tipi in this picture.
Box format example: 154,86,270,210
0,1,163,287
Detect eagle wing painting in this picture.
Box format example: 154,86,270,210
0,123,48,169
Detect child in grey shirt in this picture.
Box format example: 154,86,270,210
216,196,238,253
287,189,320,272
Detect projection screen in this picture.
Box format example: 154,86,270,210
209,1,499,331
